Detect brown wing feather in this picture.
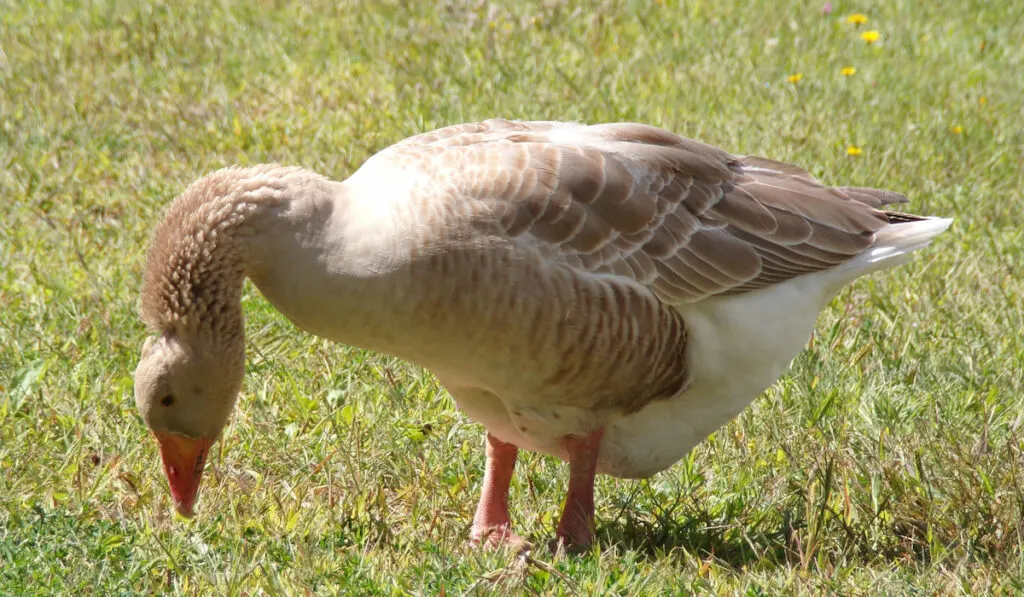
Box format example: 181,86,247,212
387,120,895,303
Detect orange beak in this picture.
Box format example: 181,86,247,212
154,432,214,518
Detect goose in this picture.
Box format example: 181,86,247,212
133,119,951,550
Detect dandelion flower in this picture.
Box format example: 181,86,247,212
846,13,869,25
846,145,862,156
787,73,803,83
951,125,963,135
979,96,987,105
861,30,881,43
841,66,857,76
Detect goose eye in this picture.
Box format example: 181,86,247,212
160,394,175,407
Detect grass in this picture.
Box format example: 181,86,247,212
1,0,1023,593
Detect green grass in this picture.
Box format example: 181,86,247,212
2,0,1023,593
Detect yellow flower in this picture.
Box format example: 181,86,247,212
951,125,963,135
787,73,803,83
979,96,987,105
861,30,881,43
846,145,862,156
841,66,857,76
846,13,869,25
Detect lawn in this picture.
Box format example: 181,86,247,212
2,0,1023,594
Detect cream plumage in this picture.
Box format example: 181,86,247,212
134,119,951,549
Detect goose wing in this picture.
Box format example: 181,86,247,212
379,119,903,303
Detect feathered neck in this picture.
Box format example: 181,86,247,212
139,165,326,341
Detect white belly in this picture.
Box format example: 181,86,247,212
446,275,834,478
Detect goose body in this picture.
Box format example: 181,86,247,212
134,119,951,548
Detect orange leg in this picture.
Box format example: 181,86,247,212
470,433,524,547
554,427,605,550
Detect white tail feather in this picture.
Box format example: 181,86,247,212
827,217,953,286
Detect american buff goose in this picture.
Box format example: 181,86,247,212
134,119,951,549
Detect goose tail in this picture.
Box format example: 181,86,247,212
827,215,953,286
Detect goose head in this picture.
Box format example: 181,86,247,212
134,331,244,517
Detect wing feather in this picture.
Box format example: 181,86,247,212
380,120,900,303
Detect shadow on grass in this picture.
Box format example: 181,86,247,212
596,509,796,568
593,496,958,571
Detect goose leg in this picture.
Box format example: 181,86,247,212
470,433,523,547
554,427,605,550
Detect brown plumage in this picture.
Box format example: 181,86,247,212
134,119,950,549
